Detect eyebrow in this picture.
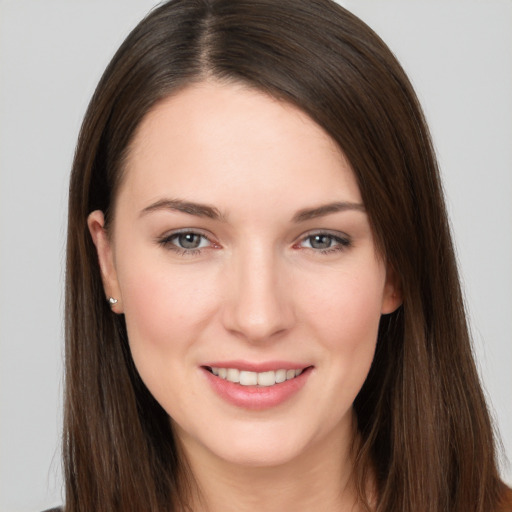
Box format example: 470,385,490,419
292,201,365,222
140,198,225,220
140,198,364,223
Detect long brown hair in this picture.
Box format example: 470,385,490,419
65,1,508,511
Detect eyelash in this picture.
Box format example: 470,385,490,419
157,230,351,256
296,232,351,255
157,230,215,256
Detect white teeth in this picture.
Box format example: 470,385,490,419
275,369,287,383
239,371,258,386
257,371,276,387
226,368,240,383
210,367,305,386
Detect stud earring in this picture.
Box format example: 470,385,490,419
108,297,118,306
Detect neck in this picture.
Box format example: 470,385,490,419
176,413,364,512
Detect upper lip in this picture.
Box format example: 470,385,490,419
202,360,311,372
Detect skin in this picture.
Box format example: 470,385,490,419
89,81,401,512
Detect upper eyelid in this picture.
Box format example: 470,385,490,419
296,229,350,241
159,227,213,240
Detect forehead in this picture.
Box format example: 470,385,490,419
119,80,362,213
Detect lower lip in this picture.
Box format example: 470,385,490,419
202,367,312,410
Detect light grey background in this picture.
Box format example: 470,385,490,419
0,1,510,511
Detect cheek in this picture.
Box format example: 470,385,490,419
116,261,223,421
116,257,219,379
299,263,385,391
303,265,385,340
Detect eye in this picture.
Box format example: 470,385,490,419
158,230,213,253
173,232,209,250
298,232,351,253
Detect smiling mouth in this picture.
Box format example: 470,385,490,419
205,366,308,387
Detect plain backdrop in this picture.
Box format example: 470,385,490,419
0,1,510,510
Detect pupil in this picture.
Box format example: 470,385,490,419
179,233,200,249
310,235,331,249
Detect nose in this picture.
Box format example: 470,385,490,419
221,244,295,343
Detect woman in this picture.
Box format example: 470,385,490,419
61,0,510,511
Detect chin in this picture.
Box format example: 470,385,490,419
189,417,324,469
215,440,307,469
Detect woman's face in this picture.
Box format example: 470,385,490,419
89,81,400,468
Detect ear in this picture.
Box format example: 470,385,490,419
381,263,402,315
87,210,123,313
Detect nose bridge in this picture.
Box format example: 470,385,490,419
223,240,293,341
